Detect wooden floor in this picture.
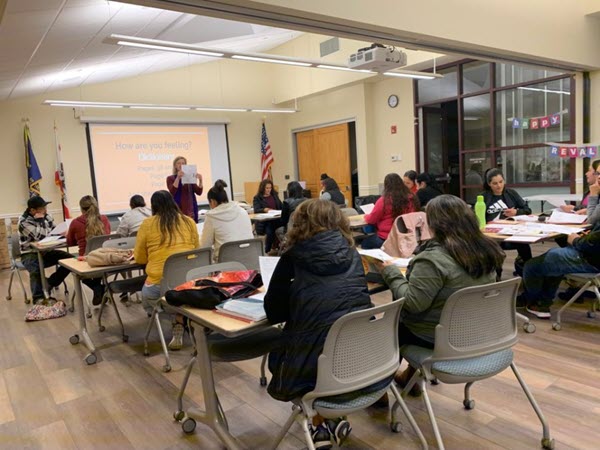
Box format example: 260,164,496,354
1,244,599,450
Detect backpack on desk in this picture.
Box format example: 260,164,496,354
382,212,431,258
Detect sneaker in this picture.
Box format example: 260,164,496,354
92,287,105,306
325,418,352,447
526,304,551,319
310,424,332,450
168,323,184,351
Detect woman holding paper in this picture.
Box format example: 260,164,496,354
482,168,532,275
376,195,504,394
362,173,419,249
166,156,203,223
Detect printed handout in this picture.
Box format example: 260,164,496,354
181,164,197,184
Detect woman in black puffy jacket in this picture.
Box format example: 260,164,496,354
264,198,371,447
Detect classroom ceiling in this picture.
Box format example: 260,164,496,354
0,0,302,101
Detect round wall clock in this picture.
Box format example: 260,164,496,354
387,94,399,108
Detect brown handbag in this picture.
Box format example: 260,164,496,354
87,248,133,266
382,212,431,258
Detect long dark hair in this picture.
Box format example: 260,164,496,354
256,179,277,197
207,180,229,205
287,181,304,199
150,190,194,246
416,172,439,189
321,177,339,192
383,173,418,217
426,195,505,278
483,168,504,192
404,170,417,184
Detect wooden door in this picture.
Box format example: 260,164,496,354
296,123,352,205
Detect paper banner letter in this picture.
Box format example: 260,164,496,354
521,119,529,129
540,116,550,128
579,147,588,158
550,114,561,125
550,146,559,156
587,146,598,157
568,147,578,158
530,118,540,129
512,118,521,129
559,147,568,157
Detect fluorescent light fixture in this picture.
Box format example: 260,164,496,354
232,55,311,67
251,108,296,113
316,64,372,73
195,107,248,112
43,100,296,113
129,105,191,110
383,71,437,80
517,86,570,95
117,41,223,57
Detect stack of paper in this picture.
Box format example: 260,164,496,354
359,203,375,215
215,298,266,322
548,210,587,224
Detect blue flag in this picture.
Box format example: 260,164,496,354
24,125,42,197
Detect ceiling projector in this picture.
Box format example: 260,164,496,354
348,44,407,71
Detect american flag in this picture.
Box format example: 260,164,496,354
54,124,71,219
260,123,273,180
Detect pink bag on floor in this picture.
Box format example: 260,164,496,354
25,300,67,322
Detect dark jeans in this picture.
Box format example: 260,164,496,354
21,250,73,299
262,220,282,252
522,246,598,307
361,234,385,250
398,322,434,349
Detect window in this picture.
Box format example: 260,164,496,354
495,63,564,87
463,94,491,150
498,147,570,184
462,62,490,94
417,67,457,103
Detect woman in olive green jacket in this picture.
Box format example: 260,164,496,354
378,195,505,389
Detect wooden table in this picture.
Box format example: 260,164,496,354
348,214,367,229
59,258,143,365
31,239,70,301
248,212,282,222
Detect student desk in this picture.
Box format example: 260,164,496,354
248,212,282,222
30,239,70,301
348,214,367,229
163,299,271,450
59,258,143,365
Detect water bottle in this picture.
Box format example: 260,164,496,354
475,195,486,230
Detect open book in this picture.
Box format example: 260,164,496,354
358,249,412,271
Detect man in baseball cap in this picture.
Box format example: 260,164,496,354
18,196,71,303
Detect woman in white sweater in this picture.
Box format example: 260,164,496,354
200,180,253,261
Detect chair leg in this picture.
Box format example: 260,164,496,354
97,292,110,332
154,313,171,372
389,383,429,449
510,363,553,449
554,281,591,328
108,292,127,342
143,308,157,356
260,354,268,387
463,382,475,409
420,377,445,450
299,413,316,450
6,269,15,300
269,405,302,450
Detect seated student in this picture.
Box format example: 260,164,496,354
253,179,283,253
18,196,73,303
275,181,308,245
518,223,600,318
319,173,329,196
362,173,419,249
376,195,504,390
559,160,599,216
66,195,111,304
415,172,443,208
116,195,151,236
265,199,371,448
320,177,346,206
200,180,253,261
134,190,199,351
482,168,532,275
403,170,418,194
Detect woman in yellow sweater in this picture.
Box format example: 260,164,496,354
134,190,199,350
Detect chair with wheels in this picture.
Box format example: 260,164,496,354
6,233,31,304
270,300,428,450
398,278,553,450
96,237,145,342
217,238,264,271
143,247,212,372
552,272,600,331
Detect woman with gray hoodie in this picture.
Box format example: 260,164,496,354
116,195,152,236
200,180,253,261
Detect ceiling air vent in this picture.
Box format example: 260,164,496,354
320,37,339,57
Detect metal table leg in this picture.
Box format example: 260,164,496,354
181,326,242,450
69,274,98,365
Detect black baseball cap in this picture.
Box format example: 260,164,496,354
27,196,52,209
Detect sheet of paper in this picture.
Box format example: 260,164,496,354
360,203,375,215
391,258,412,268
512,215,540,223
548,210,587,224
247,291,266,301
196,221,204,237
259,256,280,290
39,236,65,244
50,219,72,235
265,209,281,216
181,164,197,184
504,235,544,243
357,249,395,262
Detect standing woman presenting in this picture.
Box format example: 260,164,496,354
166,156,203,223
